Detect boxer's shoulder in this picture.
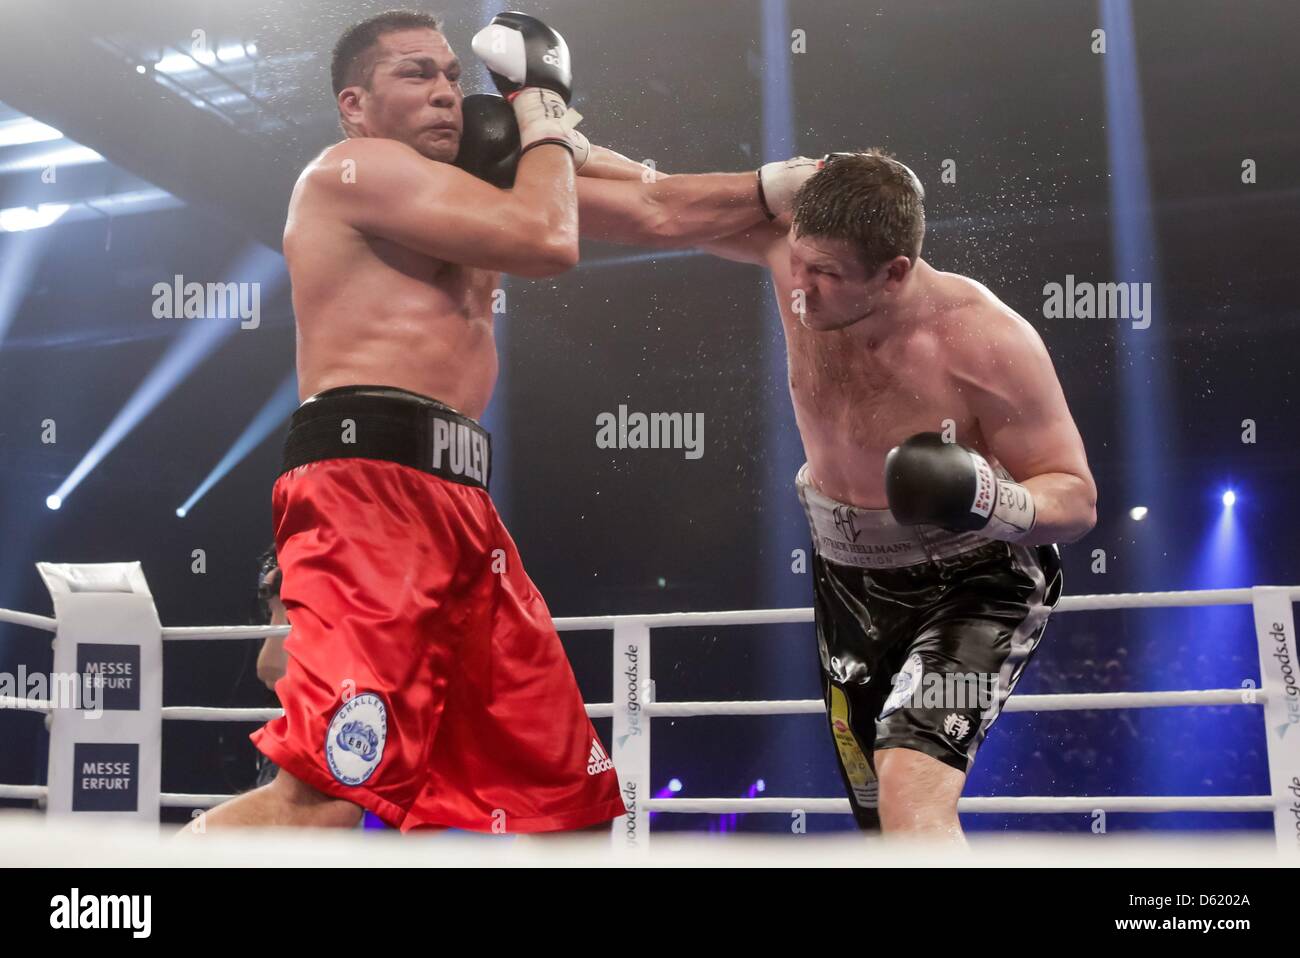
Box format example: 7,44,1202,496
933,274,1043,354
289,138,461,243
932,302,1056,416
301,137,446,190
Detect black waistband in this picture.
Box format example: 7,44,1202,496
281,385,491,491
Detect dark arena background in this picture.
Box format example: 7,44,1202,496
1,0,1298,859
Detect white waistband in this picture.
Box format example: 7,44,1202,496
796,464,991,569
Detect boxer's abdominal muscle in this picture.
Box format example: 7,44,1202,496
288,224,502,420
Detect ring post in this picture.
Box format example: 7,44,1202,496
1251,586,1300,856
611,620,651,852
37,562,162,823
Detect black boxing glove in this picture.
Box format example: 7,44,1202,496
471,12,577,158
884,432,1036,541
454,94,520,188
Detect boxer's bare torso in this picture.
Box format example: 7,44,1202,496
575,150,1094,538
762,248,1067,511
284,144,501,419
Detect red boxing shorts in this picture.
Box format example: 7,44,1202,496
251,385,625,833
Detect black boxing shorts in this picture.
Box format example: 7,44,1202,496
797,464,1063,830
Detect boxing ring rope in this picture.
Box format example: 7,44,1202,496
1,581,1298,853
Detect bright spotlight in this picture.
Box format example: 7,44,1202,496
0,117,63,148
175,507,187,518
1129,506,1148,521
0,203,70,232
45,495,61,511
668,778,682,793
1222,490,1236,508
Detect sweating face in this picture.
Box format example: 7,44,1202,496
787,232,894,331
344,29,463,161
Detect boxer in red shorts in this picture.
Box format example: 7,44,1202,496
249,385,622,831
192,10,755,834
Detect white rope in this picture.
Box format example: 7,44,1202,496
0,609,56,631
962,795,1273,813
4,586,1298,642
0,784,46,800
161,792,236,808
0,695,52,714
2,584,1289,840
162,705,609,722
547,586,1300,632
580,688,1261,719
80,687,1263,727
0,789,246,808
647,795,1275,814
1003,688,1260,712
163,706,282,722
161,624,290,641
1056,587,1300,612
1,787,1273,815
553,608,815,631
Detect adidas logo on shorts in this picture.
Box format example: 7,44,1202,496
586,738,614,775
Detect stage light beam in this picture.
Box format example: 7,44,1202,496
46,244,286,509
175,372,300,518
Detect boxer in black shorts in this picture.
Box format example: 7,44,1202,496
800,465,1064,830
572,148,1097,840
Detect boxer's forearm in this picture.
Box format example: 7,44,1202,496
578,169,767,248
580,144,661,181
645,172,767,242
1020,472,1097,544
510,144,581,272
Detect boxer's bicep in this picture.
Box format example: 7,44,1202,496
319,140,568,275
973,322,1092,487
697,223,788,267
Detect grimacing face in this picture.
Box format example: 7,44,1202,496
786,231,906,331
339,28,463,162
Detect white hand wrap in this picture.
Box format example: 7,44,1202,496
511,87,577,158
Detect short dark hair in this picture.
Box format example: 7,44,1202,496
792,149,926,272
331,10,444,96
